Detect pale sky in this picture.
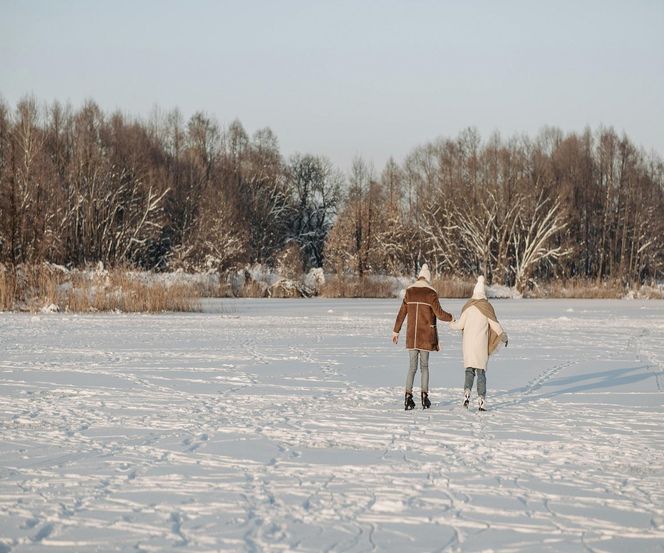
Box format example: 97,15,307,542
1,0,663,170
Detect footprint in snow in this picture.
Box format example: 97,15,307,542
32,523,54,542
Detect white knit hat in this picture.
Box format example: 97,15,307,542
418,263,432,284
472,275,487,299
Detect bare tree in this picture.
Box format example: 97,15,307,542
511,192,570,292
288,154,342,269
1,96,663,290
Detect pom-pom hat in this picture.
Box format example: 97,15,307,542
472,275,487,299
418,263,432,284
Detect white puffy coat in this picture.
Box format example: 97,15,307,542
449,304,505,370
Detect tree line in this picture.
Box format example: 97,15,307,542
1,97,662,291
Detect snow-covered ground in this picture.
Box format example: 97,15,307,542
1,299,663,553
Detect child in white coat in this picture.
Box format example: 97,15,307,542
449,276,508,411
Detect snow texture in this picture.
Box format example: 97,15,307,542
1,299,663,552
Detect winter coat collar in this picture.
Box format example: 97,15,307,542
408,278,436,292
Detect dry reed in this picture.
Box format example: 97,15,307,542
0,265,201,313
532,279,624,299
431,276,475,298
320,275,396,298
320,275,476,299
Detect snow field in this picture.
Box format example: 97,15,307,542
1,299,663,552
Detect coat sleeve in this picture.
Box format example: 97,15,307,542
488,317,505,338
432,296,453,322
449,308,467,330
393,299,407,333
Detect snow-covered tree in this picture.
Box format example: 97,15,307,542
511,193,570,292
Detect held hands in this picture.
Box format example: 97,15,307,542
392,332,399,344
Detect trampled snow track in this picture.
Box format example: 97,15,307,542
1,299,663,552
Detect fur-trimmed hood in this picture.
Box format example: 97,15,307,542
408,278,436,292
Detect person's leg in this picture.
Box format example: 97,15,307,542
405,350,419,393
477,369,487,398
476,369,487,410
464,367,475,394
420,350,430,392
404,350,418,410
419,350,431,408
463,367,474,406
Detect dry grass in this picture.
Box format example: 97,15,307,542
225,277,309,298
0,264,201,313
320,275,396,298
533,279,624,299
431,276,475,298
236,279,269,298
320,274,476,299
527,278,664,299
0,264,60,311
2,265,660,310
0,267,16,311
635,285,664,299
63,272,200,312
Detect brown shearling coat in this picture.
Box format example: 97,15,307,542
393,280,453,351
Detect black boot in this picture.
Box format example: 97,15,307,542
404,392,416,411
421,391,431,409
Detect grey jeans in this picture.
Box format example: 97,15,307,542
464,367,486,397
406,349,430,393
